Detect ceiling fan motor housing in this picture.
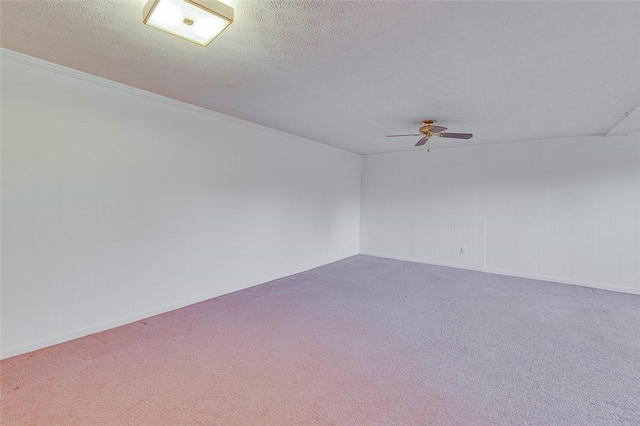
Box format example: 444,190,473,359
419,119,438,134
420,122,435,135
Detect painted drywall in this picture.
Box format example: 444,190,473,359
1,52,361,358
361,134,640,294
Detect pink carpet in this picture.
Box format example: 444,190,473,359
2,255,640,425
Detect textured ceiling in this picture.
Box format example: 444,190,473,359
1,0,639,154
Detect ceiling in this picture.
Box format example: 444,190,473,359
1,0,639,154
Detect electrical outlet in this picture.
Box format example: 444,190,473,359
460,247,466,255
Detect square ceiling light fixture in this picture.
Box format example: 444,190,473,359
143,0,233,46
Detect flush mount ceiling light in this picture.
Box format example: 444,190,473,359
143,0,233,46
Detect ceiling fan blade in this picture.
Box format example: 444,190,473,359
387,134,423,137
415,136,430,147
438,132,473,139
429,125,448,133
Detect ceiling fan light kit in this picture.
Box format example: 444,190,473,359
387,120,474,151
143,0,233,46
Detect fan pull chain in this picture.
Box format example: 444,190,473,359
427,138,430,152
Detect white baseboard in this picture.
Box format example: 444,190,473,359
359,252,640,296
3,251,635,359
0,289,229,360
0,253,358,360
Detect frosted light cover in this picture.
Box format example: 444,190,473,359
144,0,232,46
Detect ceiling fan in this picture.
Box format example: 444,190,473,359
387,120,473,150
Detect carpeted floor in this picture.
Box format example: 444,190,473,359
2,255,640,425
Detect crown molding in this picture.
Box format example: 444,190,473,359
604,101,640,137
0,48,359,156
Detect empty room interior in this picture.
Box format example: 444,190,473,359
1,0,639,424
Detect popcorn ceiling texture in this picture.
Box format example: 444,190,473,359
1,1,639,154
2,255,640,424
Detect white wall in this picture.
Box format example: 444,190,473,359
1,51,361,358
361,134,640,294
